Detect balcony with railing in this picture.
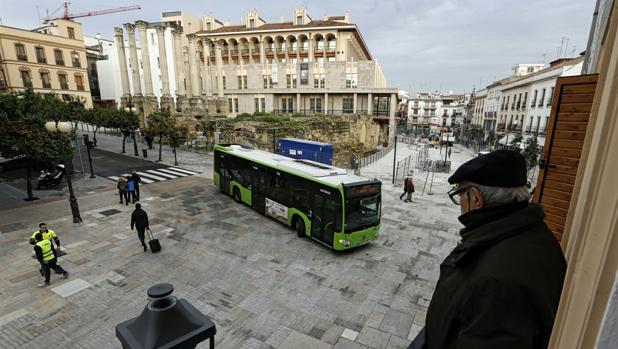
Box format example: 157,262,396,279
229,49,239,56
17,54,28,61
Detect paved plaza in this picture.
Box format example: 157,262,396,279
0,141,475,348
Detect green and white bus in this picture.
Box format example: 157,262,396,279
213,144,381,250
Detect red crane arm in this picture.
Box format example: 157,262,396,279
65,5,142,20
42,3,141,23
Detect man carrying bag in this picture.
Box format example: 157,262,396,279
131,203,150,252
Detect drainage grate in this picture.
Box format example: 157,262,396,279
99,209,121,217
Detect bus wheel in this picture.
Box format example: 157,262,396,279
233,187,242,203
295,219,305,238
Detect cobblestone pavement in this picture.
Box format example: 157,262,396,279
0,141,475,348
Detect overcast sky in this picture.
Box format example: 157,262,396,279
1,0,596,93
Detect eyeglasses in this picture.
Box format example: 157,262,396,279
448,186,469,205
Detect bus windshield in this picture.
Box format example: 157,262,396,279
345,193,381,232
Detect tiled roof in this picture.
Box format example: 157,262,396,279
196,20,354,35
327,16,346,20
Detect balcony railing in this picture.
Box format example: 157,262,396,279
60,83,69,90
300,45,308,52
37,56,47,64
17,54,28,61
327,46,336,52
229,49,239,56
276,47,286,53
56,59,65,66
240,49,250,55
265,48,274,54
77,84,85,91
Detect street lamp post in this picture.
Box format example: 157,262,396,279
125,99,139,157
83,135,96,178
45,121,82,224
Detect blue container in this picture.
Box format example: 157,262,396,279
278,138,334,165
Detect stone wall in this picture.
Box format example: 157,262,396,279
196,114,381,167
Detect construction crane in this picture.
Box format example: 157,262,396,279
42,2,141,24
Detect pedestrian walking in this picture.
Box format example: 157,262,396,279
29,223,61,248
123,128,132,143
399,177,409,200
145,133,154,150
117,176,129,205
127,176,137,203
448,147,452,159
130,170,142,201
404,173,415,202
33,232,68,287
131,203,150,252
410,150,566,349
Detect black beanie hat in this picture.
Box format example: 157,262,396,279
448,150,527,187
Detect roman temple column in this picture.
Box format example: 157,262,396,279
136,21,154,97
155,25,173,109
124,23,142,97
114,27,131,104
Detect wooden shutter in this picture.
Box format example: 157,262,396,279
533,75,598,241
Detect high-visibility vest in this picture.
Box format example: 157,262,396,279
36,239,54,262
31,229,57,242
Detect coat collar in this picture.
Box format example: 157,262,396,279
442,203,545,267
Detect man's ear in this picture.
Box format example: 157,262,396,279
469,187,484,209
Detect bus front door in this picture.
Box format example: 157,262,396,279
311,193,334,246
251,165,266,214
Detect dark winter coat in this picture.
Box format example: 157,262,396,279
422,202,566,349
405,178,415,193
131,208,149,231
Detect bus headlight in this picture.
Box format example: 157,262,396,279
338,239,351,247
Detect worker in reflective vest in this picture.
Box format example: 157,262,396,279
33,233,68,287
29,222,61,249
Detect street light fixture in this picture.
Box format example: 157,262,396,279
125,97,139,157
45,121,83,224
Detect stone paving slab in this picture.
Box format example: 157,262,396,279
0,143,476,348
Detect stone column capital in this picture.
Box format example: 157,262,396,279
114,26,124,37
155,25,167,35
172,29,183,38
186,34,198,42
123,23,136,34
135,20,149,30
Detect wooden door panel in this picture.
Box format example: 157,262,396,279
533,74,598,242
545,212,567,225
558,103,592,113
548,155,579,167
562,84,597,94
544,188,573,202
555,122,588,131
552,139,584,149
556,113,590,122
554,130,587,141
560,93,596,103
550,147,582,158
545,172,576,184
543,204,568,218
545,179,575,193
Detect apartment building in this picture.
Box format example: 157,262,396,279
0,19,92,107
471,88,487,127
113,7,398,135
497,58,583,135
407,92,469,135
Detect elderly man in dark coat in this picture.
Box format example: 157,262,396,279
409,150,566,349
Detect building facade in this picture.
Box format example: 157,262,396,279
0,19,92,107
112,7,398,141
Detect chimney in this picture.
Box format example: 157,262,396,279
344,12,350,23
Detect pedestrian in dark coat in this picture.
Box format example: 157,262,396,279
131,203,150,252
411,150,566,349
145,133,154,150
131,170,142,201
404,174,415,202
117,176,129,205
399,177,409,200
